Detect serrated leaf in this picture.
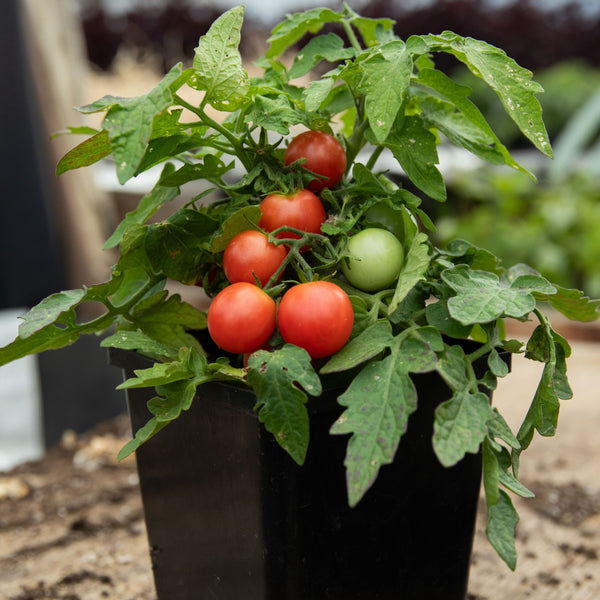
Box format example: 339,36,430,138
486,490,519,570
145,210,219,283
18,290,85,339
159,156,234,187
419,32,552,158
331,355,417,506
536,285,600,322
320,320,393,374
245,95,304,134
433,389,494,467
210,205,262,252
104,163,180,249
100,330,179,359
101,64,184,184
443,265,553,325
56,129,111,176
361,41,413,143
487,408,520,451
248,345,321,465
414,67,530,175
289,33,355,79
388,231,430,313
190,6,249,111
426,299,473,339
117,417,169,461
383,116,446,201
266,8,343,59
149,379,198,421
117,348,194,389
350,13,396,47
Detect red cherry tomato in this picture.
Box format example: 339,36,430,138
207,282,277,354
277,281,354,358
284,130,346,191
259,189,326,243
223,230,287,286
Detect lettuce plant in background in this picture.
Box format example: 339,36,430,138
1,5,599,574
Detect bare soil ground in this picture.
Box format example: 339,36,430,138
1,322,599,600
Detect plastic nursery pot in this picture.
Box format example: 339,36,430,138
109,344,510,600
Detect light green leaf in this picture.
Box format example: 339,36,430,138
100,330,179,359
210,205,262,252
361,41,413,143
443,265,553,324
190,6,249,111
289,33,355,79
433,389,494,467
535,285,600,322
320,320,394,374
18,290,85,339
383,116,446,201
117,348,194,389
101,64,184,184
104,163,180,249
418,32,552,158
245,95,304,134
266,8,343,59
486,490,519,570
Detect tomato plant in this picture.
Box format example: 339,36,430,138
342,228,404,291
223,229,287,286
2,5,598,574
207,282,277,354
259,189,326,242
277,281,354,358
284,130,346,191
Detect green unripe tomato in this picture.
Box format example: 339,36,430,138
342,228,404,291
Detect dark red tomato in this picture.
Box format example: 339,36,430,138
207,282,277,354
277,281,354,359
223,230,287,286
284,130,346,191
259,189,326,242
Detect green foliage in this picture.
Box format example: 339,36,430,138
0,5,598,571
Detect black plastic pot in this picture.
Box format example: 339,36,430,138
110,346,509,600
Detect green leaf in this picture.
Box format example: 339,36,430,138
330,355,418,506
535,285,600,322
320,320,394,374
443,265,554,324
117,417,169,461
361,41,413,143
18,290,85,339
266,8,343,59
149,379,198,421
100,330,179,359
350,13,396,47
104,163,180,249
245,95,304,134
159,156,234,187
414,67,530,175
426,300,473,339
56,129,111,176
289,33,355,79
418,32,552,158
100,64,184,184
248,345,321,465
388,230,430,314
436,344,470,391
488,348,510,377
210,205,262,252
117,348,194,389
383,116,446,201
145,209,220,283
486,490,519,570
190,6,249,111
433,389,494,467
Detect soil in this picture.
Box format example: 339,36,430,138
1,323,599,600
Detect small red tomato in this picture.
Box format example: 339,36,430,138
207,282,277,354
277,281,354,358
259,189,326,242
223,230,287,286
284,130,347,191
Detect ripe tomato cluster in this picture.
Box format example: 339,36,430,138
207,130,354,360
